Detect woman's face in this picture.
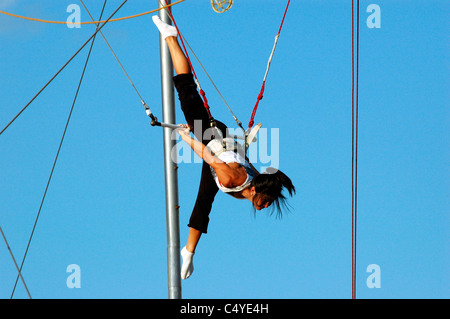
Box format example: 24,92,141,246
253,194,272,210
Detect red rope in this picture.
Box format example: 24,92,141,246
248,0,290,129
248,81,265,129
162,0,213,120
277,0,291,35
352,0,360,300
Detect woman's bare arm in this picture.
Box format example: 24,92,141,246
177,126,243,187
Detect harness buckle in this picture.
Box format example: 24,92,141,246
245,123,262,149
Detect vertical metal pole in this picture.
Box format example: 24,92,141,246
158,0,182,299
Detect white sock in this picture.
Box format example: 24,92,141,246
180,246,194,280
152,15,177,40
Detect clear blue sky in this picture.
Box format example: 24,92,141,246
0,0,448,299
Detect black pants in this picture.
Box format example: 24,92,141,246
173,73,227,234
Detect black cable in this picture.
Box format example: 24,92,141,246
10,1,109,298
0,226,31,298
351,0,360,300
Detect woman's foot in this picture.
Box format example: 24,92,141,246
180,246,194,279
152,15,178,39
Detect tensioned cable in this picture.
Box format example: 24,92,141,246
178,29,244,130
351,0,360,300
79,0,146,105
79,0,166,126
0,0,129,137
81,0,240,131
10,0,110,299
248,0,290,129
0,226,31,298
0,0,186,25
85,0,241,129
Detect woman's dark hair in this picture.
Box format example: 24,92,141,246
250,167,296,218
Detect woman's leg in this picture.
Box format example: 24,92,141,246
186,227,202,252
154,15,209,272
153,16,227,279
152,15,190,75
165,36,190,75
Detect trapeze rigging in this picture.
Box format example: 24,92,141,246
1,0,296,299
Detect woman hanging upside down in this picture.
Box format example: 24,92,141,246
152,16,295,280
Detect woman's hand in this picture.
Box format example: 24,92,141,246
176,124,192,141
